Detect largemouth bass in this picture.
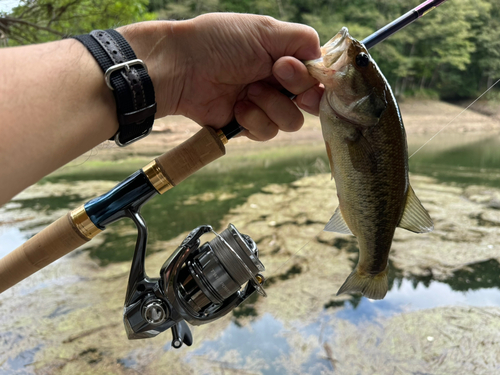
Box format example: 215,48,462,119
306,28,433,300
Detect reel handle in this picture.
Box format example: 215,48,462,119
171,321,193,348
0,126,227,293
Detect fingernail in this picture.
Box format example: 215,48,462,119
275,63,295,81
301,89,321,108
248,83,264,96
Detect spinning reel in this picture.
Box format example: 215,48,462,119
123,210,266,348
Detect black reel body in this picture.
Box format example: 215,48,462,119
123,218,266,348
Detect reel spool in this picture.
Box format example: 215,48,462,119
123,216,266,348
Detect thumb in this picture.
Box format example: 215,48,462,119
258,17,321,61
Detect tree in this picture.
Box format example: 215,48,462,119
0,0,156,46
3,0,499,99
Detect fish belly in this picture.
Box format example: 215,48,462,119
321,103,408,298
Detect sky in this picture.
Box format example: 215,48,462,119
0,0,20,13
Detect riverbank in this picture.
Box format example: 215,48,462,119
59,99,500,166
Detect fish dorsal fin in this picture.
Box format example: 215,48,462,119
398,185,434,233
324,207,354,235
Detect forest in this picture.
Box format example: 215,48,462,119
1,0,499,100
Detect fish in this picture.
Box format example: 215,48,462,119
305,27,433,300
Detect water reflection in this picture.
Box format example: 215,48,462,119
0,227,25,258
1,344,42,374
191,260,500,375
324,258,500,317
192,272,500,375
337,279,500,324
409,135,500,188
394,259,500,292
3,133,500,372
5,133,500,264
0,147,328,264
189,313,290,375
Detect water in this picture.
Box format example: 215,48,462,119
0,147,328,265
2,133,500,373
409,134,500,188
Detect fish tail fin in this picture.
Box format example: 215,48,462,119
336,266,389,300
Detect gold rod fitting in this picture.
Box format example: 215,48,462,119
142,160,173,194
70,205,101,240
217,129,228,145
422,6,436,17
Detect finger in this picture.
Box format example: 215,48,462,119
295,85,324,116
259,17,321,60
234,100,279,141
273,56,318,95
246,82,304,133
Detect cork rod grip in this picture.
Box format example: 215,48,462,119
0,127,226,293
0,213,89,293
155,127,226,187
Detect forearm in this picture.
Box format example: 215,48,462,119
0,39,117,204
0,21,182,205
0,15,321,205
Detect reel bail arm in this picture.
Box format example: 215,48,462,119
123,219,266,347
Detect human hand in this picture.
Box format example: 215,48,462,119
118,13,323,141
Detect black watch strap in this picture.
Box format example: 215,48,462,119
73,29,157,146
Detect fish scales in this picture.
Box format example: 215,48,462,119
326,94,408,267
307,27,433,299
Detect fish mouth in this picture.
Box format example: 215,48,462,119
305,27,351,72
322,27,349,63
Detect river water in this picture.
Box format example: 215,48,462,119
1,132,500,373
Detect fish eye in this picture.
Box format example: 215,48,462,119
356,53,370,67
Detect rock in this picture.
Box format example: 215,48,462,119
3,172,500,372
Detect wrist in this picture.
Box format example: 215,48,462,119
117,20,191,118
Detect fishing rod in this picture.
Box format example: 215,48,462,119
0,0,449,348
361,0,449,49
227,0,451,137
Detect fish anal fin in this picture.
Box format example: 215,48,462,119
336,266,388,300
346,131,377,173
324,141,335,179
398,185,434,233
324,207,353,235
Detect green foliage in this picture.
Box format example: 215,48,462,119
2,0,499,99
402,88,440,101
149,0,500,100
1,0,156,45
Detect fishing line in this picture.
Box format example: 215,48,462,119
409,78,500,159
268,78,500,276
267,229,324,274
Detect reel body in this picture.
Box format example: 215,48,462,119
76,168,265,348
123,217,266,348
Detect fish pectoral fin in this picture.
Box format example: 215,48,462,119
398,185,434,233
324,141,335,179
324,207,353,235
347,131,377,172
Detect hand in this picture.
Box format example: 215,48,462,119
118,14,324,141
0,13,323,204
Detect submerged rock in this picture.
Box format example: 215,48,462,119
2,172,500,373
